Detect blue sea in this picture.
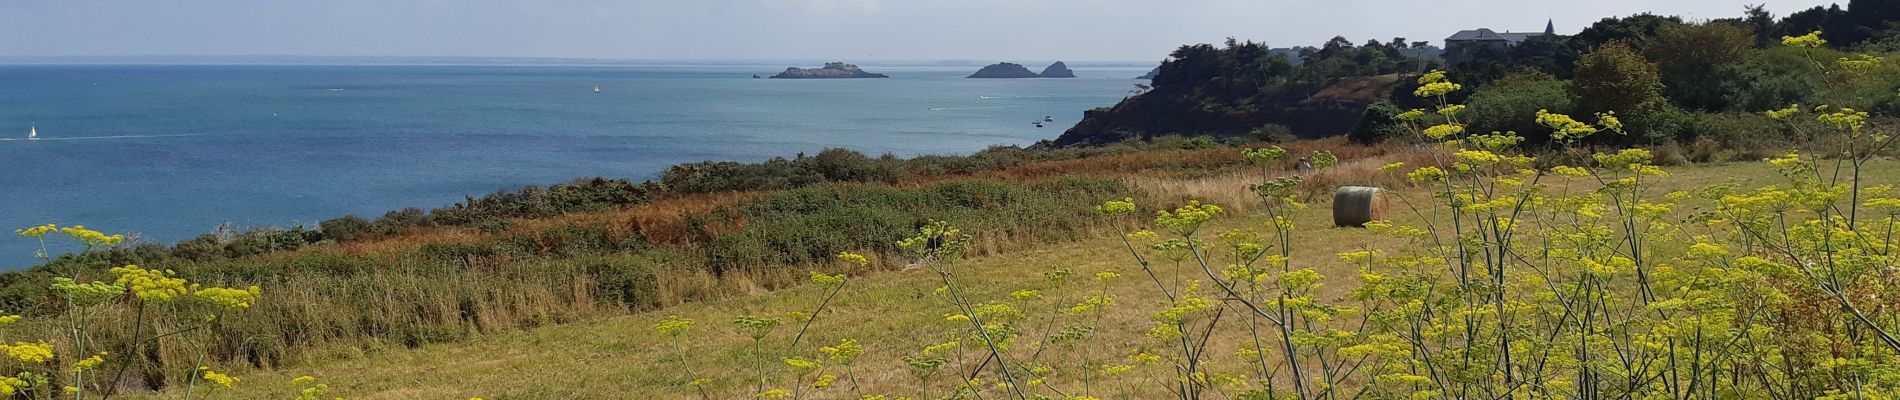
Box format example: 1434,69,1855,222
0,63,1147,267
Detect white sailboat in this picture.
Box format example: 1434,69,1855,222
593,85,601,93
26,124,37,141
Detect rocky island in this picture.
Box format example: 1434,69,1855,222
769,62,888,79
1038,61,1076,78
967,62,1040,78
967,61,1079,78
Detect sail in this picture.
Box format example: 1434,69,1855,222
26,126,36,139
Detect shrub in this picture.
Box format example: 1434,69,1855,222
1465,71,1575,143
1347,102,1406,144
1572,41,1664,119
1248,123,1297,143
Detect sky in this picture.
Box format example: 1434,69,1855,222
0,0,1840,62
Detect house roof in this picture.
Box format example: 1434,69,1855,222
1447,28,1546,44
1447,28,1507,41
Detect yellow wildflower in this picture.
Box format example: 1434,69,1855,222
194,285,261,309
836,251,870,267
13,224,56,238
199,366,238,389
1782,31,1826,48
651,315,694,337
111,265,189,301
2,341,55,363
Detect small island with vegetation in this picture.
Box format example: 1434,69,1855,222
966,62,1040,78
968,61,1078,78
1038,61,1076,78
769,62,888,79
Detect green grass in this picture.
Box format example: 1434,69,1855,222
129,160,1900,399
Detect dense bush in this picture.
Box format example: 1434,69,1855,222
1347,102,1405,144
1465,71,1575,142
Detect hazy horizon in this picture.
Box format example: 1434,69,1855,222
3,1,1837,62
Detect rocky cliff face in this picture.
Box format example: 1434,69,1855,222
1038,61,1076,78
966,62,1041,78
770,62,889,79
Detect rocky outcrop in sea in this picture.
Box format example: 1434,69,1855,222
1038,61,1076,78
770,62,889,79
967,62,1040,78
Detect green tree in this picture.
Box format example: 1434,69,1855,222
1466,71,1576,143
1575,13,1685,48
1347,102,1405,144
1571,41,1664,118
1642,22,1753,111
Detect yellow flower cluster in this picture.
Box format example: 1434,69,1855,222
1837,54,1883,70
50,277,124,307
1395,109,1427,121
1550,165,1591,177
59,225,125,246
836,251,870,267
1068,294,1116,314
1764,104,1802,120
1096,197,1138,215
0,375,25,397
1782,31,1826,48
1241,146,1287,164
1413,80,1463,98
1536,110,1597,141
71,352,107,372
13,224,56,237
1407,166,1447,183
819,338,862,364
193,286,261,309
1436,104,1466,117
1155,201,1221,233
781,357,821,372
651,315,694,337
1421,123,1464,139
111,265,190,301
808,271,846,286
199,366,238,388
1816,107,1868,132
1,341,54,363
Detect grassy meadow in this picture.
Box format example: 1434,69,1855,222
112,154,1900,399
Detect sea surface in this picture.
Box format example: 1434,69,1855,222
0,63,1147,268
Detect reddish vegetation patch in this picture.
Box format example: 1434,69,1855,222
296,138,1408,258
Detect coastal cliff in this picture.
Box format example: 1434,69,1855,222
1043,74,1405,147
770,62,888,79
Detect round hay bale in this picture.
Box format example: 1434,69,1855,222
1332,186,1387,227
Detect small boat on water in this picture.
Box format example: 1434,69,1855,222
26,124,37,140
1032,121,1045,128
593,85,602,93
1043,116,1054,122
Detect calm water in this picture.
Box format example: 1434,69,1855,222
0,64,1145,267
